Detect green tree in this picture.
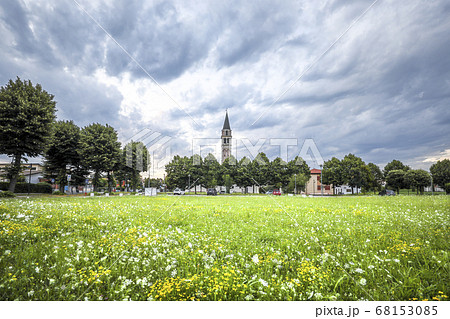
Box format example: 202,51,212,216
116,141,148,191
190,154,203,193
251,153,270,192
223,174,233,193
404,169,431,194
386,169,406,194
79,123,121,191
341,154,371,194
0,77,56,192
383,159,410,178
322,157,344,193
220,156,238,186
235,157,252,193
285,156,310,193
367,163,383,193
202,154,221,189
43,120,85,191
430,159,450,189
444,183,450,194
269,157,288,190
287,173,309,193
165,155,193,190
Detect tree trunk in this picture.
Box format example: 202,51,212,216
8,155,22,193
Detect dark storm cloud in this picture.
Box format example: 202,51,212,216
0,0,449,170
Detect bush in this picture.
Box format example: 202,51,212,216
0,182,52,193
0,191,15,198
52,191,65,195
445,183,450,194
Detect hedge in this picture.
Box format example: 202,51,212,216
0,182,52,194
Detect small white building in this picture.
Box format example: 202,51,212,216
334,185,361,195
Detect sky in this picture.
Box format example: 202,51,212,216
1,0,449,177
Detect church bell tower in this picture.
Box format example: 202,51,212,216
221,111,232,163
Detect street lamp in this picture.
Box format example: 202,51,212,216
320,164,323,196
66,164,71,195
294,174,297,195
28,164,32,196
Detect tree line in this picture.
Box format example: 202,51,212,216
165,154,311,193
322,156,450,194
0,78,147,192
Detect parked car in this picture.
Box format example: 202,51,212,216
272,190,281,196
207,188,217,196
379,189,395,196
173,188,185,195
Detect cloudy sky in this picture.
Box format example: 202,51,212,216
1,0,449,175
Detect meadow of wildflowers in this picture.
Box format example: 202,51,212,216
0,195,448,301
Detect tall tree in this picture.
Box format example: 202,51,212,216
203,153,221,188
79,123,121,191
386,170,406,194
430,159,450,189
268,157,288,190
235,157,253,193
165,155,193,190
287,173,309,193
286,156,310,192
43,120,85,191
0,78,56,192
404,169,431,194
367,163,384,193
383,159,410,178
117,141,148,191
341,154,371,194
251,152,270,192
322,157,344,193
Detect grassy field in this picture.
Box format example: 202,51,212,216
0,195,448,301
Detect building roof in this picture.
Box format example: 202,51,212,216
222,111,231,130
310,169,322,174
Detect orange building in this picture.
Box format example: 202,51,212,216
305,169,333,195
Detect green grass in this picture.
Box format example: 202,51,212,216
0,195,448,301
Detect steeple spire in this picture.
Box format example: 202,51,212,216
221,110,232,163
223,110,231,130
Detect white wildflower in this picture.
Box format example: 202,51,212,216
28,290,34,297
355,268,364,274
359,278,367,286
252,254,259,264
259,278,268,287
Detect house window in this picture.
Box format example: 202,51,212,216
317,175,320,181
325,185,330,190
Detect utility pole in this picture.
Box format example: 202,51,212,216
294,174,297,195
28,164,32,196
